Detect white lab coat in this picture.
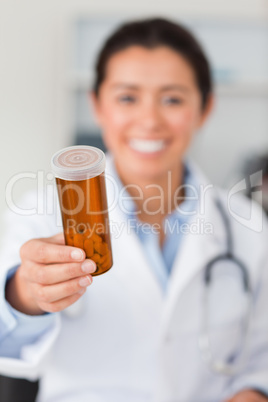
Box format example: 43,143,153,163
0,157,268,402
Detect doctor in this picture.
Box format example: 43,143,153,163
0,17,268,402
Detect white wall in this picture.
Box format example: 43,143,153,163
0,0,267,236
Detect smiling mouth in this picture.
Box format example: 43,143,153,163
129,139,166,153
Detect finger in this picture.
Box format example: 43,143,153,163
35,275,93,303
45,232,65,245
31,260,96,285
22,239,86,264
38,288,87,313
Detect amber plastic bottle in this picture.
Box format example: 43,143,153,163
51,146,113,276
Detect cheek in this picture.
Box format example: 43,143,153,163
101,108,132,139
100,106,133,151
101,102,131,130
167,107,201,135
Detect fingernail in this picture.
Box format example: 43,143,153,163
81,260,96,274
79,276,92,287
71,249,84,260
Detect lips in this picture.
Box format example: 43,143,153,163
128,138,166,153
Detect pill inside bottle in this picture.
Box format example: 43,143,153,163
51,146,113,276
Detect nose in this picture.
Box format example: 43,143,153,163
138,100,163,132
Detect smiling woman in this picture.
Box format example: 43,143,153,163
0,17,268,402
90,47,207,239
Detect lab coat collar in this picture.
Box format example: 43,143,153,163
106,155,197,220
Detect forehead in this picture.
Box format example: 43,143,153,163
103,45,197,88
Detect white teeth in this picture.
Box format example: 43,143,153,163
129,139,165,153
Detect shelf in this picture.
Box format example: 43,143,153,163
216,83,268,96
66,72,268,97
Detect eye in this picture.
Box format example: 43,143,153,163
162,96,183,105
118,95,136,104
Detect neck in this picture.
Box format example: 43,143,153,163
115,160,185,225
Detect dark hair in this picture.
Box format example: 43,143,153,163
92,17,213,109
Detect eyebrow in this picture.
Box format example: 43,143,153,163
160,84,190,93
111,83,190,92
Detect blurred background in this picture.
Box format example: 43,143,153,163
0,1,267,400
0,0,268,237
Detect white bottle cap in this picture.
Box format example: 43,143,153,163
51,145,106,181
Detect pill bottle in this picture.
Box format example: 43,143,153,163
51,145,113,276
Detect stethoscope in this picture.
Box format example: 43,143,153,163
198,197,253,376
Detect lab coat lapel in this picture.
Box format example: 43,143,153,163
161,171,227,335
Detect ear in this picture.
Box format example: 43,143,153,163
88,91,103,126
198,94,215,129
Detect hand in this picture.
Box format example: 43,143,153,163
226,389,268,401
5,233,96,315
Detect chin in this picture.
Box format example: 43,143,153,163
129,163,168,181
